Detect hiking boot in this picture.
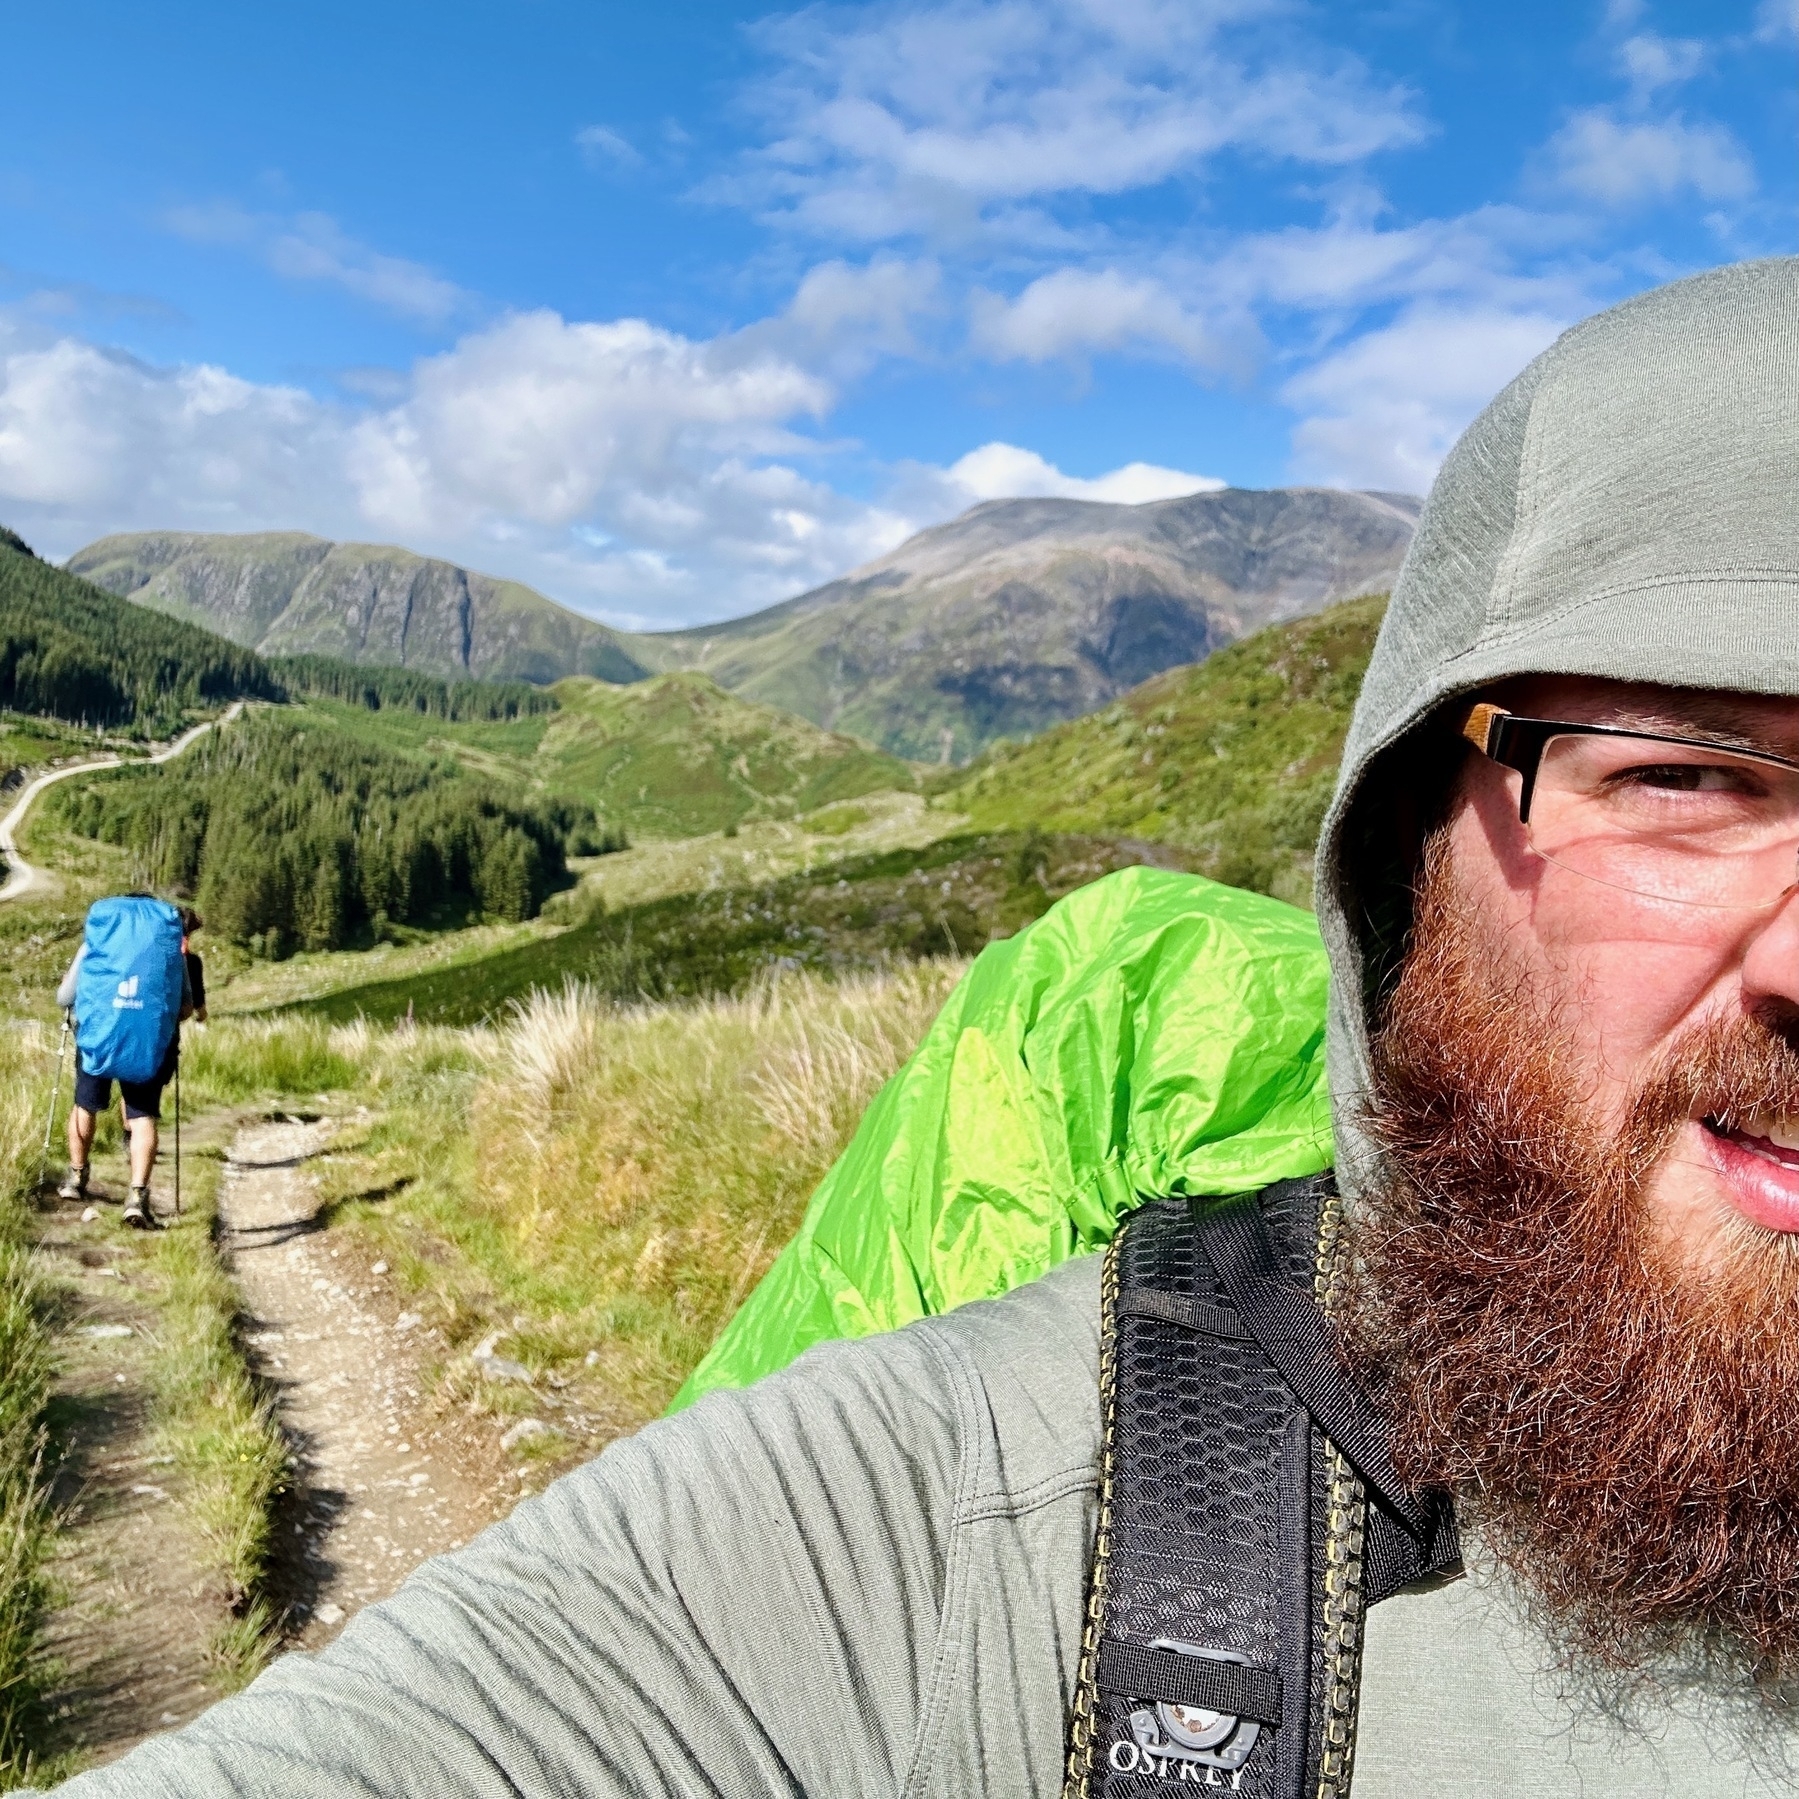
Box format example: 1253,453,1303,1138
122,1186,158,1230
57,1165,88,1202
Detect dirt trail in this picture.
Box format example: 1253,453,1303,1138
217,1117,497,1647
36,1132,235,1766
0,702,244,903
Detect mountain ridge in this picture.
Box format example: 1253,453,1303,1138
68,531,650,687
68,484,1418,759
632,486,1416,758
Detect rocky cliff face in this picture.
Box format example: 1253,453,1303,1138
636,487,1420,760
68,533,649,685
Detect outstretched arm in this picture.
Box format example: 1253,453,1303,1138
55,946,83,1013
37,1315,967,1799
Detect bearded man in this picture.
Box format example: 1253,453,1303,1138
39,259,1799,1799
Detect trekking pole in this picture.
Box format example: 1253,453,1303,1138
39,1011,69,1190
174,1055,182,1217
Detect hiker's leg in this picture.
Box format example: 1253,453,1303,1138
67,1105,96,1170
127,1115,158,1190
68,1064,107,1174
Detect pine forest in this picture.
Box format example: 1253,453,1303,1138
45,711,604,954
0,529,278,733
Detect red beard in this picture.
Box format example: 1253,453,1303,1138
1350,841,1799,1679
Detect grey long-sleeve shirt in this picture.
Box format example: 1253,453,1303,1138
38,1255,1799,1798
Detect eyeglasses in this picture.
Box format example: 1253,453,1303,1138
1461,703,1799,912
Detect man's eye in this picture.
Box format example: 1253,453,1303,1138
1610,763,1758,796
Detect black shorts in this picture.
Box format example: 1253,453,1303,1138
74,1038,178,1122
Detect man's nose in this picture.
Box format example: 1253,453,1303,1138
1739,877,1799,1012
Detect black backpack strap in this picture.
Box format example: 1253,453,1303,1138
1063,1178,1458,1799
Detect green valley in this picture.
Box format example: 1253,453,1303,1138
930,594,1386,907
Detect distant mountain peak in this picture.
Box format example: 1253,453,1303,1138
630,484,1419,759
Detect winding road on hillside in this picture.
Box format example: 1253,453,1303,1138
0,701,244,902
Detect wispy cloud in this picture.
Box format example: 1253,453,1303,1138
1283,304,1569,491
575,124,643,169
162,202,465,324
734,0,1427,242
969,268,1243,372
1542,109,1754,208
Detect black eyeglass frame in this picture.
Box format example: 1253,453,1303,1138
1459,702,1799,826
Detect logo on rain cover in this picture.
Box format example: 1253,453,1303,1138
114,975,142,1009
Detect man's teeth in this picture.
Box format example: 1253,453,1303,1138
1735,1112,1799,1152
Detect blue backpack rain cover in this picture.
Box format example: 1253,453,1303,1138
74,897,184,1084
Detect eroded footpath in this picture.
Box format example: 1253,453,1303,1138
217,1117,499,1648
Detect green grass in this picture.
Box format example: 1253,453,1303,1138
140,1146,289,1687
309,673,918,840
292,829,1198,1026
932,593,1386,908
0,1028,66,1782
0,715,96,785
281,964,964,1444
181,1017,367,1102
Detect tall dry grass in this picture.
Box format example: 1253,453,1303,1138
320,962,963,1436
0,1025,63,1781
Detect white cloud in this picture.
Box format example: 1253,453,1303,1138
1616,32,1705,99
266,214,464,324
346,309,832,538
938,440,1223,505
739,0,1426,241
576,124,642,168
1283,305,1568,493
163,203,464,324
758,255,941,374
1543,109,1754,208
0,299,908,624
0,315,348,530
969,268,1239,370
1756,0,1798,40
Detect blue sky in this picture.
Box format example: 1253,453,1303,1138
0,0,1792,628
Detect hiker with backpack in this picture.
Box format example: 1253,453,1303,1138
40,265,1799,1799
55,898,201,1230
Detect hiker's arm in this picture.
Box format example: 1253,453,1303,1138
54,947,82,1013
38,1321,965,1798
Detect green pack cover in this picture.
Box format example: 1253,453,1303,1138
671,866,1334,1411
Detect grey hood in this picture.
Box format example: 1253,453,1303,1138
1318,256,1799,1194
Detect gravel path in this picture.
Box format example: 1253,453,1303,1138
0,703,244,904
217,1117,496,1647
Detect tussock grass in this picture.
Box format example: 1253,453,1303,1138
0,1026,64,1781
316,962,962,1437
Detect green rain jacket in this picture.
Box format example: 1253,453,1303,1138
675,865,1335,1410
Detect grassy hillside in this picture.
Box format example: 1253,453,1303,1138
933,593,1386,907
283,671,915,841
0,528,279,734
297,830,1194,1026
532,673,917,837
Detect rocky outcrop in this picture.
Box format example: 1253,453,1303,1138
68,533,649,685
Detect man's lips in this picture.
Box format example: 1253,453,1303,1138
1701,1116,1799,1233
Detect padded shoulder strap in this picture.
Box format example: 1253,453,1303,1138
1063,1180,1459,1799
